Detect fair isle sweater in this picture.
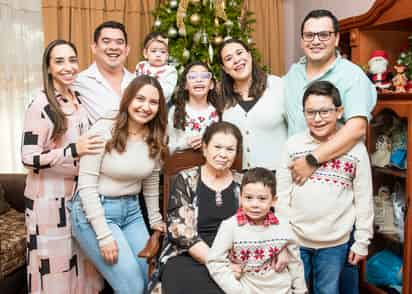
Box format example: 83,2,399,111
276,131,374,256
207,214,307,294
77,118,162,246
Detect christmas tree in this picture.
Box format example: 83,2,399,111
151,0,260,78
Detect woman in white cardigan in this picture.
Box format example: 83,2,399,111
218,39,287,171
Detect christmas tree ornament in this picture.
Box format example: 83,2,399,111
178,66,185,75
169,0,178,9
214,18,220,27
224,19,234,28
213,35,223,46
224,35,232,41
193,31,202,43
208,44,214,62
167,26,178,38
154,18,162,28
247,37,254,45
182,48,190,60
190,13,201,25
201,31,209,45
178,27,186,37
191,0,201,5
228,0,236,7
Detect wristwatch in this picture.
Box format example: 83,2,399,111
305,153,321,167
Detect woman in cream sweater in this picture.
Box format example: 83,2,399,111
70,75,167,294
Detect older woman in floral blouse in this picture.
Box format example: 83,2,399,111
148,122,243,294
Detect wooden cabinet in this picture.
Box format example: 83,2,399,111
340,1,412,293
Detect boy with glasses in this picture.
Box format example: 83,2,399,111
277,81,374,294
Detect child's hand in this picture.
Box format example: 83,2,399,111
348,251,366,265
230,262,243,280
272,249,290,272
187,136,202,150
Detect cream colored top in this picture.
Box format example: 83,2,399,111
77,118,162,246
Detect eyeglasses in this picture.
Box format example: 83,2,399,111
187,71,213,81
302,31,336,42
303,107,337,119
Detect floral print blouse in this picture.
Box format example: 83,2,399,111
158,166,242,265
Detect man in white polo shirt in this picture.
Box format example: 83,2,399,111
74,21,135,124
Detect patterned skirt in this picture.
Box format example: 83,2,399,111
25,195,103,294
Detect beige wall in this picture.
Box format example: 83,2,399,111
284,0,375,70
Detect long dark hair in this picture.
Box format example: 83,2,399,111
105,75,167,159
217,39,267,108
173,61,221,130
42,39,78,140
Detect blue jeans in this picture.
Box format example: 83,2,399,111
300,242,349,294
339,230,359,294
69,194,149,294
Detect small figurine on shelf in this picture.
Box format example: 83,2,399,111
371,134,392,167
405,81,412,93
368,50,392,90
392,64,408,93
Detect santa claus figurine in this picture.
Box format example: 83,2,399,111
368,50,392,90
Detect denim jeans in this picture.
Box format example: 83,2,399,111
69,194,149,294
300,242,349,294
339,230,359,294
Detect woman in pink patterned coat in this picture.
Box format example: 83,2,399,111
21,39,105,293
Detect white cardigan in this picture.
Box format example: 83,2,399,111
222,75,287,170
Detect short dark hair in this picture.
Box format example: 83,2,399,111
143,31,168,48
241,167,276,197
302,80,342,108
202,122,243,155
301,9,339,35
94,21,128,44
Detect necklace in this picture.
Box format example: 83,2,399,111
215,190,223,207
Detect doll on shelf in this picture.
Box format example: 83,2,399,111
367,50,392,90
392,64,408,93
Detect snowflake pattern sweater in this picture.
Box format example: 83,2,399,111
276,131,374,256
207,211,307,294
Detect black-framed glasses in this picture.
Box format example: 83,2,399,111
303,107,337,119
302,31,336,42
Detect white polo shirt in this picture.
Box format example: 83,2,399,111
73,63,135,124
222,75,287,171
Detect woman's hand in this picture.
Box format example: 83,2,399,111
99,240,119,265
187,136,202,150
76,134,105,156
152,222,167,233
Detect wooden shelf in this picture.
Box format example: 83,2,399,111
372,166,407,178
378,92,412,101
375,231,402,244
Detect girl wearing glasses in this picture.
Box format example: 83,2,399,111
167,61,220,153
218,39,286,172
